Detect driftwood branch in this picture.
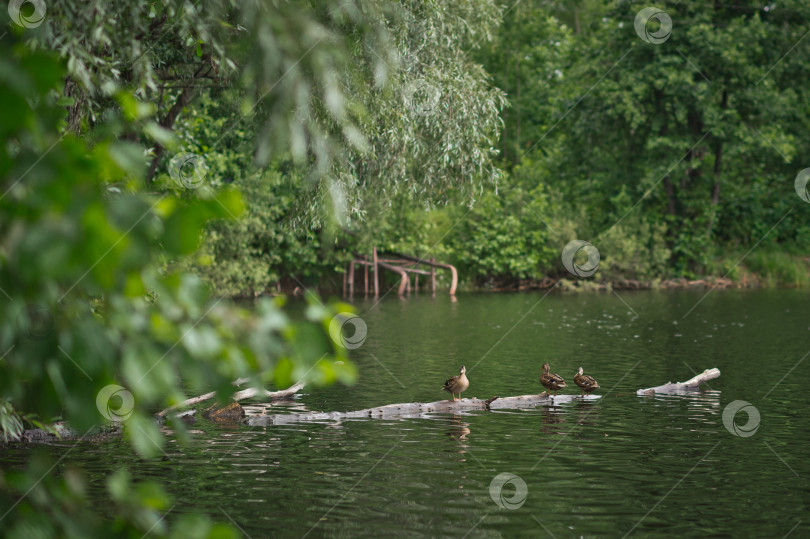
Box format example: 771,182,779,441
636,368,721,395
156,380,305,418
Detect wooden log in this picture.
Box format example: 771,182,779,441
364,256,369,296
155,380,306,418
431,258,436,296
9,369,722,442
245,393,600,426
373,246,379,297
231,380,305,402
378,261,409,296
636,368,720,395
384,252,457,295
448,264,458,296
348,260,355,297
375,265,432,276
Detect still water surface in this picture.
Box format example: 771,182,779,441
4,289,810,537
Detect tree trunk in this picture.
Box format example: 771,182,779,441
515,56,521,149
63,77,85,134
707,90,727,236
145,85,199,185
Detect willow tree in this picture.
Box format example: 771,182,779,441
332,0,507,214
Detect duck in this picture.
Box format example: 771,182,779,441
442,365,469,401
573,367,599,397
540,362,566,396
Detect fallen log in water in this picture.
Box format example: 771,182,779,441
245,393,599,426
245,367,721,426
636,368,721,395
156,380,305,418
7,369,721,441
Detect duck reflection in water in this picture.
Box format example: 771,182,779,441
445,414,471,459
539,406,566,434
572,398,600,427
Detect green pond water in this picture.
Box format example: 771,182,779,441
3,289,810,537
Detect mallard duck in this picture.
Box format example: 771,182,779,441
573,367,599,397
540,362,566,396
442,365,469,401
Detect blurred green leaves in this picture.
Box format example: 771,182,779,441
0,18,356,538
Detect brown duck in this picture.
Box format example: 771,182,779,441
573,367,599,396
540,362,566,396
442,365,469,401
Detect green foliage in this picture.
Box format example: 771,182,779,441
447,164,556,285
741,250,810,287
336,0,507,211
185,167,353,297
147,0,810,297
29,0,395,180
0,27,354,537
532,0,810,274
0,460,239,538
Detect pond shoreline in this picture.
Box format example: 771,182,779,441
486,275,752,293
239,272,805,300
